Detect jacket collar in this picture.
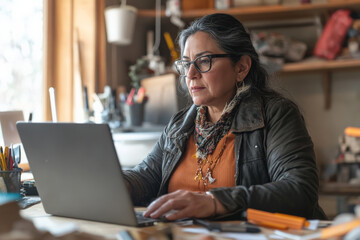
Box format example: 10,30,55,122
168,105,197,139
231,92,265,133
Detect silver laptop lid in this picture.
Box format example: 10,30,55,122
16,122,140,226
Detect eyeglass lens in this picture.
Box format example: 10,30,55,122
176,55,211,76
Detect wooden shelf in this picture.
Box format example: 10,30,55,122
320,182,360,196
138,9,165,18
280,58,360,110
138,0,360,20
281,58,360,73
183,0,360,19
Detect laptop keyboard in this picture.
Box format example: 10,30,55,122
135,211,159,224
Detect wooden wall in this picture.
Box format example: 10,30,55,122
44,0,106,121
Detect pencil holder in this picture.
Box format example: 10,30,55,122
0,168,21,193
129,102,145,126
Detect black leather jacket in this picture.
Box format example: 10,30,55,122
123,91,327,220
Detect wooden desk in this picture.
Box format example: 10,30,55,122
20,202,165,239
20,202,241,240
19,202,275,240
21,203,123,238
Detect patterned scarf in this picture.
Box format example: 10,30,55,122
194,85,249,160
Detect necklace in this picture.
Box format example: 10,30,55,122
194,135,228,186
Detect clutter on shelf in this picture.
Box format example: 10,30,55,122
342,11,360,59
91,86,123,128
314,9,354,60
314,9,360,60
251,32,308,73
323,127,360,184
339,127,360,163
166,0,185,28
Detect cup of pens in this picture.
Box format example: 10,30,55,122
125,87,147,126
0,145,22,194
129,102,145,126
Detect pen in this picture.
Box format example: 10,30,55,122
0,147,2,171
4,146,8,169
136,87,146,103
193,219,261,233
11,145,17,169
126,88,136,106
8,148,13,170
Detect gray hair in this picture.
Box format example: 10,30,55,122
177,13,269,94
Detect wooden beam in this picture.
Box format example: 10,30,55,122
53,0,73,121
95,0,107,94
44,0,55,121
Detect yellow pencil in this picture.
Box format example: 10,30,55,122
0,149,6,171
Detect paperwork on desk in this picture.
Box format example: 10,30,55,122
32,217,78,237
182,218,360,240
182,227,270,240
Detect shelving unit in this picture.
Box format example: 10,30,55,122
139,1,360,108
180,0,360,19
282,58,360,109
281,58,360,73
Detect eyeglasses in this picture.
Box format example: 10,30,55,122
174,54,234,76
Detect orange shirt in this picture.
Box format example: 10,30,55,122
168,131,236,193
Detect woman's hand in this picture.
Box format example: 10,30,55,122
143,190,226,220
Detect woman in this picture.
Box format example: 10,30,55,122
123,13,326,221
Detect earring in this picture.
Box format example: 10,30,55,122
236,81,245,90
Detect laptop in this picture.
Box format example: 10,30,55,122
16,122,159,227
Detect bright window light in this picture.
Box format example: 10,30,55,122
0,0,43,121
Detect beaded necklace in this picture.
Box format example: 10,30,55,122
194,135,228,187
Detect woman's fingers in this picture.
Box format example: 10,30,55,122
150,198,184,219
143,190,216,220
143,190,186,218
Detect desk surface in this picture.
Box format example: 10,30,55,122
20,202,215,240
20,202,135,239
20,201,331,240
20,202,279,240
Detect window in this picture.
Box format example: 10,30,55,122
0,0,43,121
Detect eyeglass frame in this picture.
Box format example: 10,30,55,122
174,54,235,76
